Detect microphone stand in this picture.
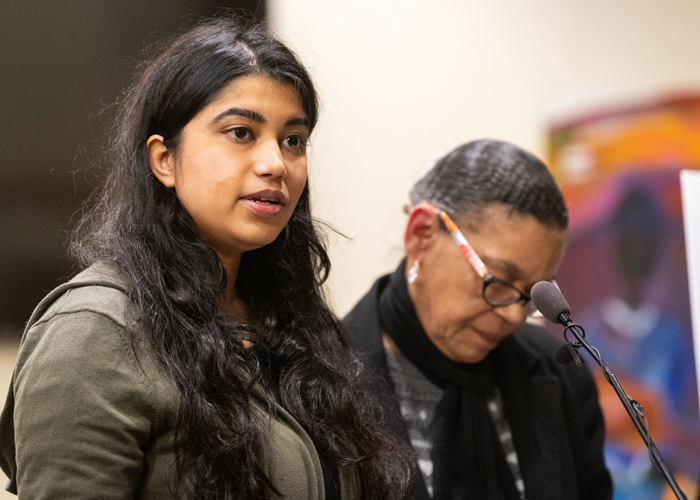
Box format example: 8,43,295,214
558,313,688,500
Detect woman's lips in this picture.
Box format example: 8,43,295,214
472,328,502,347
241,190,287,217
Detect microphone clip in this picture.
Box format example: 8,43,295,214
555,321,587,367
564,341,585,367
554,339,585,366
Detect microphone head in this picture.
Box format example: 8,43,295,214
531,281,571,324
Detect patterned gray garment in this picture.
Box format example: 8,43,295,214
385,348,527,500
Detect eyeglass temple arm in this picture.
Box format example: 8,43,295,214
436,209,490,279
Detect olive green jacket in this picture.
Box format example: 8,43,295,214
0,264,360,499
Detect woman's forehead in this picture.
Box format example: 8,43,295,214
454,207,568,282
449,203,508,233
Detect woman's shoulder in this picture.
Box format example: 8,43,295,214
28,262,129,332
514,322,565,354
3,263,177,497
511,322,599,390
17,262,174,402
14,261,176,421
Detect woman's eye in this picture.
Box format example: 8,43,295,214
283,134,306,149
226,127,252,140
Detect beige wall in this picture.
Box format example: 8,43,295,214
268,0,700,316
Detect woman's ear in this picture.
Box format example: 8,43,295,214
404,202,439,262
147,134,176,188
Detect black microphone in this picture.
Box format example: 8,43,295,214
531,281,583,366
530,281,571,325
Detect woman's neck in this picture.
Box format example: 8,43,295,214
218,253,250,321
219,255,255,347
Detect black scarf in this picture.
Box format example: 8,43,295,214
378,261,520,500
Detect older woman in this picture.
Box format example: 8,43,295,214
0,18,413,500
344,140,612,500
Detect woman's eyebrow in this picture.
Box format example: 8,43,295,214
482,255,523,280
285,116,310,129
212,108,309,130
213,107,265,123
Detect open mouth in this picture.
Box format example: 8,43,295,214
241,190,287,216
248,196,281,205
242,190,287,205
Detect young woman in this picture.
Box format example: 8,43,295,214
0,18,413,500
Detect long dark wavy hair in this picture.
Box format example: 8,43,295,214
72,17,414,500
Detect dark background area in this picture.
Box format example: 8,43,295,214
0,0,266,337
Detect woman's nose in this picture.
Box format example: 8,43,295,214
253,140,287,179
494,301,527,325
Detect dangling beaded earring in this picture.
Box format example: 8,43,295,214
408,260,419,284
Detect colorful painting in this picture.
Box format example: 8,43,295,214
547,94,700,500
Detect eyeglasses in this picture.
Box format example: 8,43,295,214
431,204,538,315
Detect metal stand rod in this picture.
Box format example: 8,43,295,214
565,321,688,500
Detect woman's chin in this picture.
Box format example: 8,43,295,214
440,343,491,364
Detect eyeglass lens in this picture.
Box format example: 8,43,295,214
483,279,537,315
